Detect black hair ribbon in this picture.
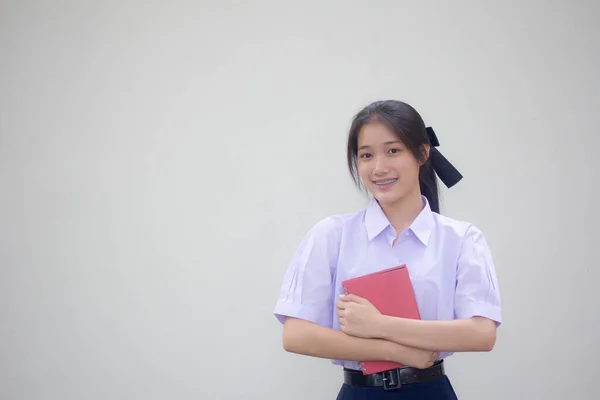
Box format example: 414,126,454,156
425,127,463,188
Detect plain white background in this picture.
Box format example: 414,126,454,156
1,1,598,399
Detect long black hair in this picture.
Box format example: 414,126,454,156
346,100,440,213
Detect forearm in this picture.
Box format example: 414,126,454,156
376,316,497,352
282,317,433,367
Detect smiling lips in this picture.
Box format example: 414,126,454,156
373,178,398,190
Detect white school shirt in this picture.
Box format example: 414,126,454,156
273,196,502,371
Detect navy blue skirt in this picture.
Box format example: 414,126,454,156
336,375,458,400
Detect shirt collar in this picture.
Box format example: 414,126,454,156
364,196,435,246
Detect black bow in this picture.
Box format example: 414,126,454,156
425,127,463,188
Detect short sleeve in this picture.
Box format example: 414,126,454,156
273,216,342,328
454,225,502,326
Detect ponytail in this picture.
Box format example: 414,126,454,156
419,159,440,213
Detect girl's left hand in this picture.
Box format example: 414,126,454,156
336,294,383,338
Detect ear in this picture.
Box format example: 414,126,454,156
419,144,431,166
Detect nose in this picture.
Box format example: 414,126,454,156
373,155,390,176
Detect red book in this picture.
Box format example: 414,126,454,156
341,265,421,375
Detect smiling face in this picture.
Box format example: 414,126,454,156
356,121,427,208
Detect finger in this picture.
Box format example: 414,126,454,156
342,294,364,304
336,300,346,310
337,309,345,318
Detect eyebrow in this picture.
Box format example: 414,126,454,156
358,140,403,151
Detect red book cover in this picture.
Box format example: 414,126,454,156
341,265,421,375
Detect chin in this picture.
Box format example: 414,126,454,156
372,189,404,206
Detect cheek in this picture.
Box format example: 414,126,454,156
397,157,420,175
357,163,371,182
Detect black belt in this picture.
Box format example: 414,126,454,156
343,360,445,391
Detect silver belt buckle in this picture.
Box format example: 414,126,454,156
381,369,401,391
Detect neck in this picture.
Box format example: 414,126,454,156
378,190,424,235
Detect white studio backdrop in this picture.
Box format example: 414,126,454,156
1,1,598,399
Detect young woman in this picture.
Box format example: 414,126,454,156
273,100,502,399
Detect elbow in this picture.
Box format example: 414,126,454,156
478,325,497,352
282,317,303,353
468,317,496,352
483,329,496,351
282,328,296,353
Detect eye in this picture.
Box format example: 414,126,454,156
388,148,402,154
359,153,372,159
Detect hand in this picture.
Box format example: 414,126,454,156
393,346,439,369
336,294,382,338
